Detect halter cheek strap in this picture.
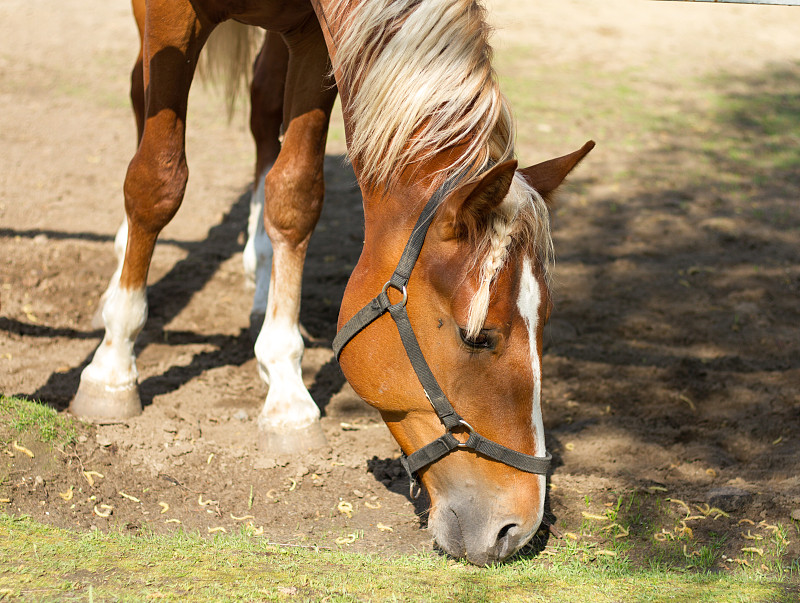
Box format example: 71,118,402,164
332,175,552,484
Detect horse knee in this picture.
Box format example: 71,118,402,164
123,149,188,234
263,162,324,245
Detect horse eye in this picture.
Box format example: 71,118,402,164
459,328,493,350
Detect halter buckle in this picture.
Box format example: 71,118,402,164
381,281,408,307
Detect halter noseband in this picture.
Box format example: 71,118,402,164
332,174,552,485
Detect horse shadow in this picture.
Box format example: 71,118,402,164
366,455,431,528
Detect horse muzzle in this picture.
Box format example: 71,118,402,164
428,495,541,566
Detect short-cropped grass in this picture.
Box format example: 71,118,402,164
0,396,76,447
542,489,800,579
1,513,797,602
1,399,798,600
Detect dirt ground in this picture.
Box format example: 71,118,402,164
2,0,799,563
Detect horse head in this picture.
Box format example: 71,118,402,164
337,142,593,565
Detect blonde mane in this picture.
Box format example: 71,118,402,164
328,0,553,336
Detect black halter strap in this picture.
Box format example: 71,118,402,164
332,175,552,484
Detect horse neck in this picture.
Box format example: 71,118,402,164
359,177,430,267
359,137,471,250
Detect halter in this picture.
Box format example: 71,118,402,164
332,173,552,486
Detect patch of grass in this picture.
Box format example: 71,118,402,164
0,396,77,446
0,513,795,602
687,533,727,573
547,489,800,585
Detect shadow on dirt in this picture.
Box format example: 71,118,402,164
366,456,431,524
22,187,254,410
543,62,800,491
12,155,362,413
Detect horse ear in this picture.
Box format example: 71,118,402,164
518,140,595,205
443,159,518,240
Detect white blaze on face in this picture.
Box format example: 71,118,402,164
517,256,546,518
517,257,546,456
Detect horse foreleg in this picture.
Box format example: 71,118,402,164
71,1,213,419
254,21,336,453
243,32,288,335
91,0,146,330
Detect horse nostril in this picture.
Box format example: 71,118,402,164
497,523,517,543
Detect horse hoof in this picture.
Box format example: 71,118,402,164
70,375,142,420
259,421,328,455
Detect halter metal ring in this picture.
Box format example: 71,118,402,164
381,281,408,307
454,419,475,447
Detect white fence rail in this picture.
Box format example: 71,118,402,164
657,0,800,5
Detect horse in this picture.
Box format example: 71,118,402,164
70,0,593,565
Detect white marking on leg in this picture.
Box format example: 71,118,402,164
517,256,546,522
92,219,128,329
253,250,319,433
243,167,273,318
83,284,147,392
